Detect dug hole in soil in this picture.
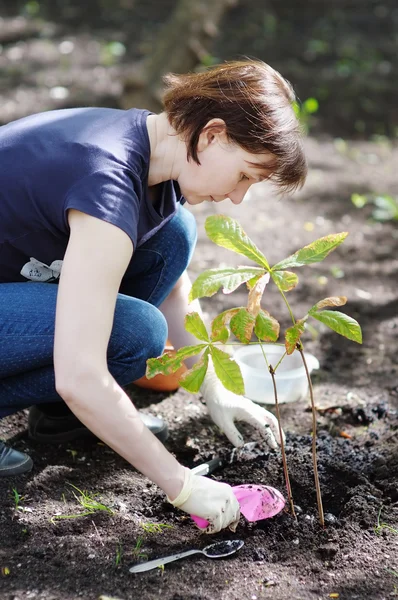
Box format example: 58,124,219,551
1,136,398,600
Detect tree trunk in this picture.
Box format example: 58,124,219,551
121,0,238,112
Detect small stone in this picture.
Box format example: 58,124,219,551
292,538,299,545
304,514,315,522
88,553,95,559
324,513,338,525
293,505,303,514
253,548,268,562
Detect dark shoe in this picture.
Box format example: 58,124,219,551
28,404,169,444
0,441,33,477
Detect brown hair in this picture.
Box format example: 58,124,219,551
163,59,307,194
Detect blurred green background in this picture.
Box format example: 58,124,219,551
0,0,397,138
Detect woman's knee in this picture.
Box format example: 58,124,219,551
109,296,168,382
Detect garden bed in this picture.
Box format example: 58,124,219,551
1,136,398,600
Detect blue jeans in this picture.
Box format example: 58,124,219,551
0,206,197,419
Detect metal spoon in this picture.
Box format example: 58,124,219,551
129,539,244,573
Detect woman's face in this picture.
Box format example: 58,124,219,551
177,121,274,206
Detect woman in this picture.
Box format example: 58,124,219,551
0,60,306,533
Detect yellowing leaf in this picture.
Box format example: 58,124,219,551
146,345,207,378
254,310,280,342
205,215,270,269
209,346,245,395
247,273,270,317
230,309,256,343
271,270,299,292
246,273,263,290
308,296,347,314
285,320,306,354
179,351,209,393
189,267,265,302
273,232,348,270
184,312,209,342
211,308,242,342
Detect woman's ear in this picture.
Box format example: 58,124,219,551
196,118,227,152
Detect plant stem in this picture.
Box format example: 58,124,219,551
297,344,324,527
279,289,296,324
269,364,296,520
257,338,295,518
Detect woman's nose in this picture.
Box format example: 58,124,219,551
229,183,251,205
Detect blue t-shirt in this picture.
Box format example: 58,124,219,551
0,107,184,283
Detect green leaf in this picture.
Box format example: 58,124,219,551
254,310,280,342
246,273,264,290
271,270,299,292
146,344,207,378
230,308,256,343
272,232,348,270
308,296,347,315
209,346,245,395
210,308,242,343
285,320,306,354
205,215,270,269
179,350,209,393
184,312,209,342
311,310,362,343
189,267,265,302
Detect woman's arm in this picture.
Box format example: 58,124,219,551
54,209,185,499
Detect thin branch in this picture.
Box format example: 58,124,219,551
258,338,295,518
269,365,296,520
297,343,324,527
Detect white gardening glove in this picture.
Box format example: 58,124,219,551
168,467,240,534
201,371,284,449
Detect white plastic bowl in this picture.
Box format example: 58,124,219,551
233,343,320,405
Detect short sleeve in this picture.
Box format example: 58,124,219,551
63,169,141,248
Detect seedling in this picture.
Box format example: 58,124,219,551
147,215,362,526
131,537,148,561
10,488,25,512
50,483,114,523
66,449,78,461
115,544,123,566
375,506,398,535
140,522,173,534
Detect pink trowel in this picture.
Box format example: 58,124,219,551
192,484,285,529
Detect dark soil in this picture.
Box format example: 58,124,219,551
1,3,398,600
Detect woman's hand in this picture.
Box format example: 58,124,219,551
168,467,240,534
201,371,284,449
